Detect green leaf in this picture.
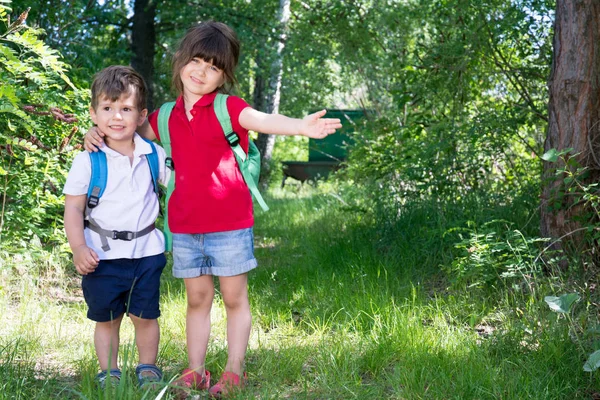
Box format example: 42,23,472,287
544,293,580,313
559,147,575,156
59,73,75,90
584,350,600,372
541,148,558,162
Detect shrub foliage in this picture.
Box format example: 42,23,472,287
0,1,88,248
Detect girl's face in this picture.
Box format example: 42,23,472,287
180,57,225,100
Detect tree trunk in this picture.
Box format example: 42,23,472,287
252,51,267,112
131,0,156,111
255,0,291,182
541,0,600,253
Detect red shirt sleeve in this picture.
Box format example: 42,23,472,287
148,109,160,141
227,95,250,132
226,95,251,151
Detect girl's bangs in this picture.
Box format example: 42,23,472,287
191,38,228,70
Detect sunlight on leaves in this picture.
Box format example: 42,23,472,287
584,350,600,372
544,293,580,313
541,148,558,162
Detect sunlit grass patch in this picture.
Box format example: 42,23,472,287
0,185,598,398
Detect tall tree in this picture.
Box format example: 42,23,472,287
255,0,290,181
541,0,600,250
131,0,156,110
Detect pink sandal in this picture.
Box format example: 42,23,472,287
173,368,211,390
208,371,247,398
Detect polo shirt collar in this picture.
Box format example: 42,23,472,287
195,91,218,107
176,91,219,111
99,133,152,158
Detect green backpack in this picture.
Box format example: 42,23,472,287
157,93,268,251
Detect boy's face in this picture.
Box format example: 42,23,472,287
90,90,147,145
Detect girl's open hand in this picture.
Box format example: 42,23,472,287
83,126,106,152
301,110,343,139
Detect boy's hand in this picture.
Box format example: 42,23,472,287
83,126,105,152
300,109,343,139
72,244,99,275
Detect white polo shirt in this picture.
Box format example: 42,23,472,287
63,133,170,260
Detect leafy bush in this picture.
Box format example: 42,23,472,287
447,220,549,289
542,148,600,253
0,1,89,248
342,1,549,223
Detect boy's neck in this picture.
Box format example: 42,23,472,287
105,137,135,158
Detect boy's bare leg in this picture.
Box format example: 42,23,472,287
95,314,124,371
219,273,250,376
130,315,159,365
184,275,214,374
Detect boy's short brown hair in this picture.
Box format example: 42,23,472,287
91,66,147,111
172,21,240,94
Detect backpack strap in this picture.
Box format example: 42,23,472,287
86,150,110,250
84,220,156,242
157,102,176,251
87,150,107,209
141,137,160,195
214,93,269,211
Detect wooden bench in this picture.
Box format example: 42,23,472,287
281,109,366,186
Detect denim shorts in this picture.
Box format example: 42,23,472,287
82,253,166,322
172,228,257,278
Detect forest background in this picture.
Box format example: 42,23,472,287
3,0,600,398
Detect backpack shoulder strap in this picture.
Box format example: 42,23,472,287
157,102,176,252
141,137,159,194
158,102,176,155
214,93,247,162
87,150,107,209
214,93,268,211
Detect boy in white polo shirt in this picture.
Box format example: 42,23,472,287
63,65,169,388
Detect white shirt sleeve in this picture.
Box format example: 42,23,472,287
63,151,92,196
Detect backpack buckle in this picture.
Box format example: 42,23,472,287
225,132,239,147
112,230,134,241
87,195,99,208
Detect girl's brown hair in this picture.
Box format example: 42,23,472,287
91,65,147,111
172,21,240,94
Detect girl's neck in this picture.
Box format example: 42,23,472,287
183,92,203,111
183,91,205,121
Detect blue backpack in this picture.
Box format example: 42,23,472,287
85,137,161,251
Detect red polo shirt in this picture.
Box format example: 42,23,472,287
148,91,253,234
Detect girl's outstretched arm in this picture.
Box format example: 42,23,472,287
238,108,342,138
82,119,157,152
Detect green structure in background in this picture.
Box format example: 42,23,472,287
282,109,366,186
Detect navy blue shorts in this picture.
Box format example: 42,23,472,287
82,253,166,322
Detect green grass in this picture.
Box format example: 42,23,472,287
1,184,599,399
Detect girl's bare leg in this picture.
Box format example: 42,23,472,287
184,275,215,375
219,273,251,376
